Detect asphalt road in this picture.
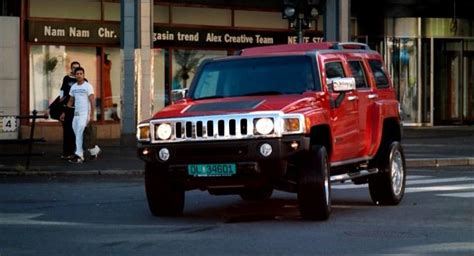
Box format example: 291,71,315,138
1,166,473,255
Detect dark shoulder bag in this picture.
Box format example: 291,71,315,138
48,96,63,120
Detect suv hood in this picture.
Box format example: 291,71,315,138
152,94,318,119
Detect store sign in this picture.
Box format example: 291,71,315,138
28,21,120,45
153,27,324,48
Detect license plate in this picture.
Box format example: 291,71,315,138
187,163,237,177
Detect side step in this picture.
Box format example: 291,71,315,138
330,168,379,183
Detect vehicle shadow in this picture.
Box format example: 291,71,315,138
176,191,376,223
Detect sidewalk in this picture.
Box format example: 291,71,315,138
0,126,473,176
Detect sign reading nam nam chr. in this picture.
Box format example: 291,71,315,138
28,21,120,45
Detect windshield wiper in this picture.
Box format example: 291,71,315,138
193,95,224,100
239,91,283,96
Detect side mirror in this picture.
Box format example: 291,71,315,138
327,77,356,92
327,77,356,109
171,88,188,103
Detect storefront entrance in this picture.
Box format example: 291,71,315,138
434,39,474,125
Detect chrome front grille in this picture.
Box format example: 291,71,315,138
179,118,251,138
148,111,304,144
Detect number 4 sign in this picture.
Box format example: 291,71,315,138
1,116,17,132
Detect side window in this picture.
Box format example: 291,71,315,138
324,61,345,92
325,62,345,79
368,60,389,88
348,60,369,89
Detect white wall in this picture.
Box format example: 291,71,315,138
0,17,20,139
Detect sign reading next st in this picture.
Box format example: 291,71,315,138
28,21,120,45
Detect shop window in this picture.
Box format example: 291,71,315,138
171,6,231,26
104,1,120,21
29,45,98,119
29,0,101,20
102,48,122,121
234,10,287,29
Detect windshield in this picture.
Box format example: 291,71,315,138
190,56,318,100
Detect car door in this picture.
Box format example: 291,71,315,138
347,58,376,157
324,59,361,162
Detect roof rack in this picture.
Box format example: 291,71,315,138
331,42,370,50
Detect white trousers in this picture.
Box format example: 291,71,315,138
72,112,88,158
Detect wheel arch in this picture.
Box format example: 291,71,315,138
309,124,333,159
373,117,402,156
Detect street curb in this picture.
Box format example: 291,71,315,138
0,169,144,177
1,158,473,176
406,157,474,168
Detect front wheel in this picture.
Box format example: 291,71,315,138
369,141,406,205
297,145,331,221
145,163,185,216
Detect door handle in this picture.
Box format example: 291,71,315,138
368,94,378,99
347,95,358,101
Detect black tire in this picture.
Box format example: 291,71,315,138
297,145,331,221
368,141,406,205
239,185,273,201
144,163,185,216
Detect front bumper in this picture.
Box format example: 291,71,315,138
138,135,309,165
138,136,309,189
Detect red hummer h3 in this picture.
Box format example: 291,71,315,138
137,42,406,221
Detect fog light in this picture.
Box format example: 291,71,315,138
142,148,149,155
290,141,299,150
158,148,170,161
259,143,272,157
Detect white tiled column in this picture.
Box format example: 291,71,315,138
120,0,153,145
0,17,20,140
339,0,350,42
137,0,154,123
324,0,351,42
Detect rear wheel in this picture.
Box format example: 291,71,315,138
145,163,185,216
297,145,331,221
369,141,406,205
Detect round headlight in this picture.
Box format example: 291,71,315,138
156,123,172,140
255,118,274,135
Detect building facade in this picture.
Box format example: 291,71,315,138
0,0,472,142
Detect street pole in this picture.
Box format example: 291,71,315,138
297,17,303,43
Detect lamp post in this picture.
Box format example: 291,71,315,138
282,0,321,43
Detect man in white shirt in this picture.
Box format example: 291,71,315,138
60,67,101,163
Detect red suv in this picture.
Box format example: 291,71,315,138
137,42,406,221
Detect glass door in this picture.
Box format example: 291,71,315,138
434,39,463,124
464,47,474,124
387,37,420,124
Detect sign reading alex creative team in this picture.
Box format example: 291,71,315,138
153,27,324,48
28,21,120,44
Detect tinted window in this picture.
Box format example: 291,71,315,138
368,60,389,88
325,62,345,79
324,62,345,92
348,60,368,89
191,56,318,100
